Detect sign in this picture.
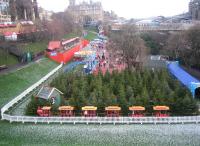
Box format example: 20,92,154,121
51,97,56,105
51,52,57,56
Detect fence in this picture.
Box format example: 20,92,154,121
2,114,200,124
1,63,63,116
136,23,195,32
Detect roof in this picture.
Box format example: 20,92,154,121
3,32,18,36
59,106,74,111
168,62,200,90
82,106,97,111
0,24,16,28
61,37,79,46
37,86,63,100
153,106,169,111
136,19,160,25
48,41,61,51
20,21,34,25
74,50,95,57
105,106,121,111
42,106,51,110
129,106,145,111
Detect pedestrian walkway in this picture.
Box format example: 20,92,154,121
0,55,43,75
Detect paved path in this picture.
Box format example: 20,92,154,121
0,55,43,75
63,61,84,73
93,44,126,75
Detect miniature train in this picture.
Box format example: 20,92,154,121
37,105,170,118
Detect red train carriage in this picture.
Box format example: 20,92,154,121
35,105,172,118
129,106,145,117
82,106,97,117
37,106,51,117
153,106,170,117
58,106,75,117
105,106,121,117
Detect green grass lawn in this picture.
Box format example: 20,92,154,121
84,26,98,33
21,30,94,54
0,58,58,108
62,31,97,41
21,41,48,54
0,41,48,66
0,122,199,146
63,33,79,39
0,50,19,66
84,31,97,41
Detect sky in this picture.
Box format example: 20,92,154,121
37,0,191,19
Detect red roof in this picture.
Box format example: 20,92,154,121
48,41,61,50
0,24,16,28
3,32,18,36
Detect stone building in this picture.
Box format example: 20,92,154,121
0,0,11,22
68,0,103,23
9,0,39,21
189,0,200,20
38,7,53,21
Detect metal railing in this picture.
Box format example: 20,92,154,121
136,23,194,31
1,63,63,116
2,114,200,124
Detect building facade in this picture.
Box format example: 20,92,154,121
68,0,103,23
39,7,53,21
9,0,39,21
0,0,11,22
189,0,200,20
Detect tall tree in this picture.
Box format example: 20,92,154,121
47,11,82,40
186,25,200,68
110,25,147,70
166,24,200,68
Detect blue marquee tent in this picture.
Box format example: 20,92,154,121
167,61,200,98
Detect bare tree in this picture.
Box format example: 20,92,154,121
186,25,200,68
46,11,82,40
166,31,189,63
110,25,147,70
166,24,200,68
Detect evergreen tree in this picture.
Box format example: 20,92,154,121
126,85,134,101
140,86,150,107
27,69,198,116
118,84,128,115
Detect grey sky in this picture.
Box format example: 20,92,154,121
37,0,190,18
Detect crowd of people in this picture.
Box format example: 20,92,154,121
93,40,126,75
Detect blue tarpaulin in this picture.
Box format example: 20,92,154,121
167,61,200,97
63,53,98,74
63,61,84,72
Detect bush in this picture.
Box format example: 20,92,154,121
26,96,51,116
